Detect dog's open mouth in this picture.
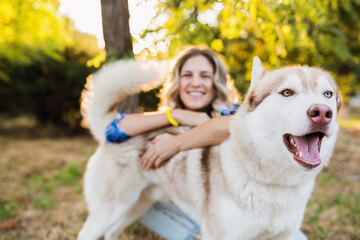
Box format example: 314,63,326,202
283,132,325,169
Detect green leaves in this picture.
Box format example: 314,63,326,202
0,0,104,127
142,0,360,98
25,163,85,210
0,0,71,66
0,200,18,219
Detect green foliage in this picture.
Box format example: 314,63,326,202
0,49,96,126
0,200,18,219
306,191,360,239
334,192,360,226
25,163,86,210
33,195,54,210
319,173,336,185
27,163,85,191
143,0,360,98
0,0,70,71
0,0,103,127
54,163,84,185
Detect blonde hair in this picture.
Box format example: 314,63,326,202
158,47,240,117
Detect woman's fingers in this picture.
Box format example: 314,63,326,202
143,156,155,170
142,147,166,170
140,133,178,170
154,157,166,168
140,148,156,170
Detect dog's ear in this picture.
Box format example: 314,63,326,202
250,57,267,89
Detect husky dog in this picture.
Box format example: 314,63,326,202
78,57,341,240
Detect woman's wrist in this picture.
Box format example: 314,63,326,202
173,134,185,152
170,109,210,127
169,109,181,123
165,108,179,127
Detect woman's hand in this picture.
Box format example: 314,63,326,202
171,109,210,127
140,133,180,170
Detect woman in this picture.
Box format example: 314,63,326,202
105,47,239,171
105,47,307,240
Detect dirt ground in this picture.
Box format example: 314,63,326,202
0,124,359,240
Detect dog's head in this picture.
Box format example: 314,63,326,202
232,57,341,182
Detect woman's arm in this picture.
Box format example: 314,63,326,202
140,115,231,170
176,115,231,150
117,112,171,136
106,109,210,142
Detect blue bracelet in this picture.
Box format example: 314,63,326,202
220,103,239,116
105,113,130,143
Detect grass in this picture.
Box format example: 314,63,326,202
23,163,85,210
33,196,54,210
0,116,359,239
305,192,360,239
0,201,18,220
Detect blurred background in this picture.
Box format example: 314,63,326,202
0,0,359,239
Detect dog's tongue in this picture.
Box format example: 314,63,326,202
294,133,321,165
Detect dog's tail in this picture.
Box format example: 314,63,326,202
81,60,169,143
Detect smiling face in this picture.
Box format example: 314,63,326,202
179,55,215,111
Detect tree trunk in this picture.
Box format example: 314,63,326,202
101,0,139,113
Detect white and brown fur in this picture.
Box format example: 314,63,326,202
78,57,341,240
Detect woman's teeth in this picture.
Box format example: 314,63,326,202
188,92,203,96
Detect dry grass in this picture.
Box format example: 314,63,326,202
0,122,359,240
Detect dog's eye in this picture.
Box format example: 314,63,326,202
324,91,333,98
280,89,294,97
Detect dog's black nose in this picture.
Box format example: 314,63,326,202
307,104,332,124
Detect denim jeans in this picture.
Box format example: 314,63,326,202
140,201,308,240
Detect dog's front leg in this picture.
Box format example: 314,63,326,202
103,197,154,240
77,200,137,240
77,183,154,240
